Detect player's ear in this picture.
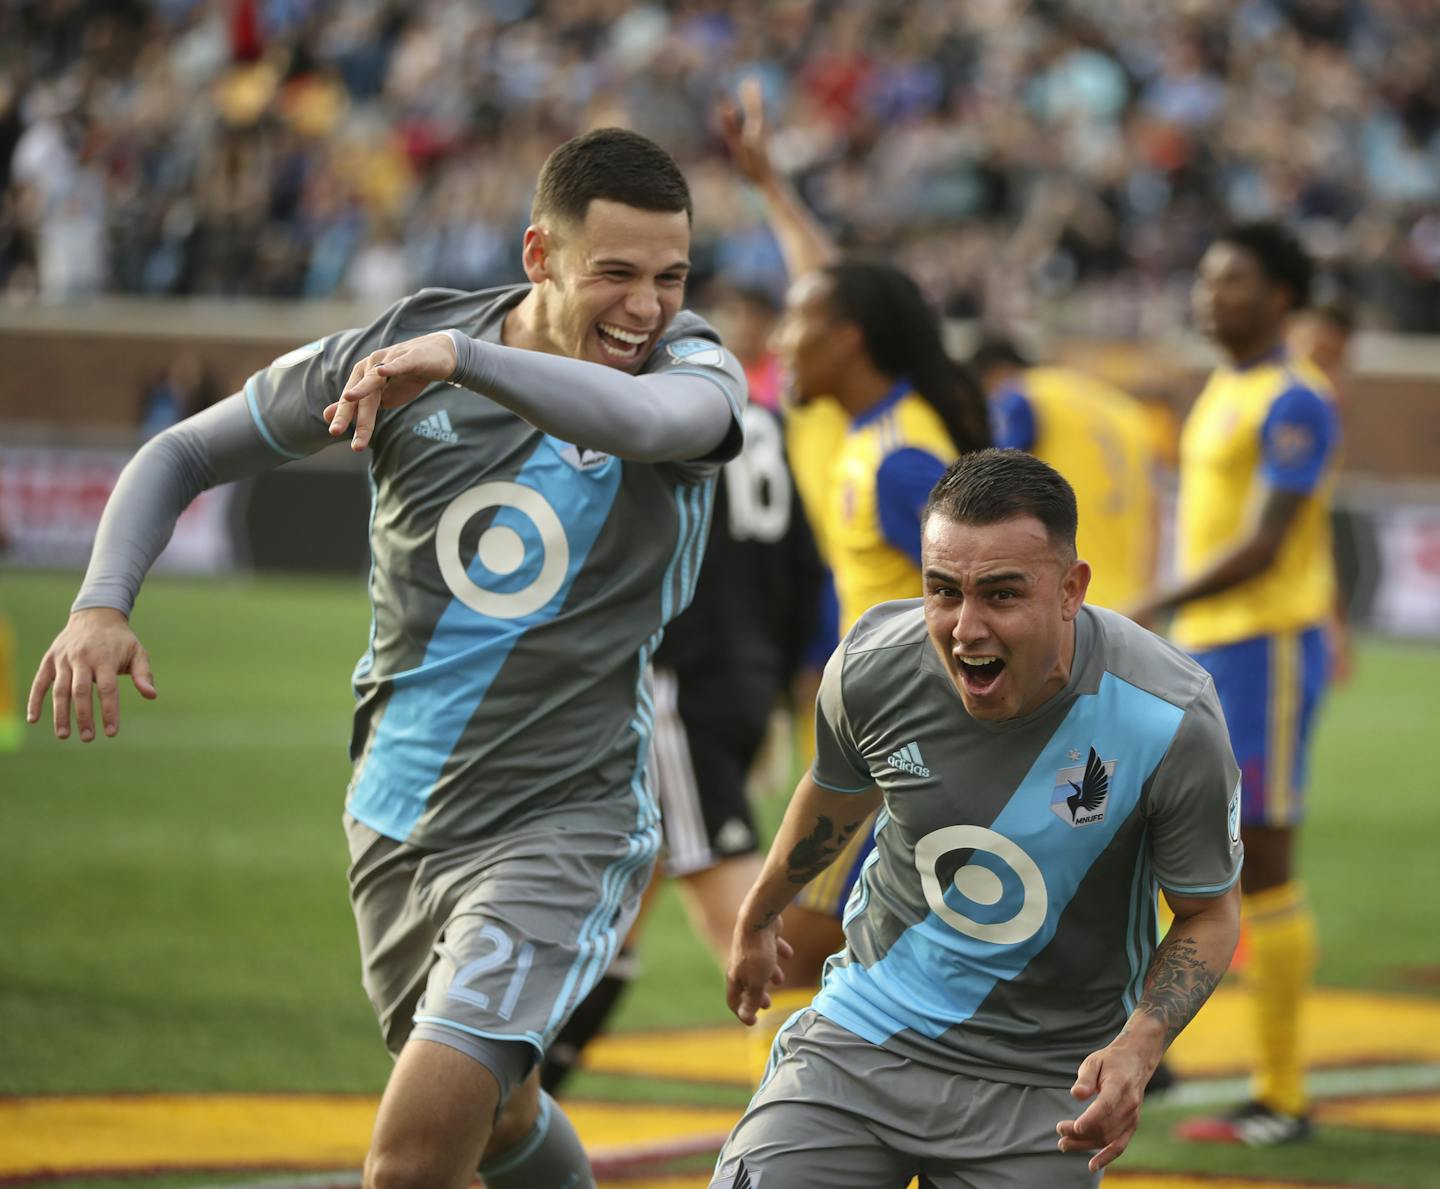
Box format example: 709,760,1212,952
1060,557,1090,620
833,319,865,360
522,226,552,284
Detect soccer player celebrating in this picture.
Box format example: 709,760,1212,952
714,449,1242,1187
29,128,746,1189
1132,222,1340,1145
716,82,991,1053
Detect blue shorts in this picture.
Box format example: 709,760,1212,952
1190,626,1329,828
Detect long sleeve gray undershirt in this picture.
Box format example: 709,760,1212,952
73,330,739,618
444,330,737,463
71,395,280,617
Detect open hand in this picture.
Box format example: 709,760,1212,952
716,76,775,188
725,914,795,1026
1055,1041,1154,1172
325,331,459,451
28,607,157,741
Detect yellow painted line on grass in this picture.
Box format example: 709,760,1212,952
1316,1091,1440,1135
3,986,1437,1184
0,1096,735,1179
583,985,1440,1083
606,1177,1380,1189
1167,984,1440,1077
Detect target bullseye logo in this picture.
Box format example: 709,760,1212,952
437,482,569,619
914,825,1047,945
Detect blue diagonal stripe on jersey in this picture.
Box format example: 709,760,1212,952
813,672,1185,1044
346,436,622,840
544,474,717,1039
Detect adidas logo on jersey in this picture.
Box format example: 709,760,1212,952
888,741,930,777
412,409,458,444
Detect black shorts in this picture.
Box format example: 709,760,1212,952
649,666,768,876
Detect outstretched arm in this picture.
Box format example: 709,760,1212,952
1056,884,1240,1171
326,331,740,461
725,770,881,1024
716,77,839,280
28,394,300,740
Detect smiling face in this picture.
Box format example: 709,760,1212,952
921,512,1090,722
523,198,691,371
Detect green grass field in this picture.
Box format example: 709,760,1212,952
2,569,1438,1187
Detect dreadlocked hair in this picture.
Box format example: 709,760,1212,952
823,258,990,455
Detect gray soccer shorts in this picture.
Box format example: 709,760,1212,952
344,813,658,1074
709,1011,1101,1189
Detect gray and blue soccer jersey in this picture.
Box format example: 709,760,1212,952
808,601,1242,1084
242,284,746,849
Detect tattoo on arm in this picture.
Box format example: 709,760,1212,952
1127,933,1221,1048
786,815,863,884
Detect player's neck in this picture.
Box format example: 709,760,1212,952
834,365,900,421
1220,330,1286,370
1018,617,1078,719
503,290,567,358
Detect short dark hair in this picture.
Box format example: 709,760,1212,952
532,127,692,225
924,448,1077,555
970,335,1031,375
1311,296,1356,334
1214,221,1314,312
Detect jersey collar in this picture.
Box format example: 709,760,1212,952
849,379,912,430
1226,344,1288,372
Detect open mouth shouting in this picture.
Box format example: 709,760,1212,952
956,653,1006,696
595,321,654,366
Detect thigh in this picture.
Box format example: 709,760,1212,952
416,824,657,1058
923,1080,1100,1189
712,1012,916,1189
1192,633,1304,828
712,1098,914,1189
344,813,436,1055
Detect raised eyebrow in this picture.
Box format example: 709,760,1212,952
974,571,1030,587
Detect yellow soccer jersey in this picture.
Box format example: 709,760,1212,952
785,395,850,563
825,385,957,632
990,367,1157,610
1172,351,1340,650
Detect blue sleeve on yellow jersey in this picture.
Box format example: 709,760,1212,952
990,385,1037,451
875,447,949,564
1260,385,1338,493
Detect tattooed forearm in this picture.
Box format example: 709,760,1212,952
786,815,863,884
1126,933,1221,1048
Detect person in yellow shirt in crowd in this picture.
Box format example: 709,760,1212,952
1132,222,1340,1146
718,80,990,1067
972,337,1158,611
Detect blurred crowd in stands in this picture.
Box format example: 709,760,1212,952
2,0,1437,333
